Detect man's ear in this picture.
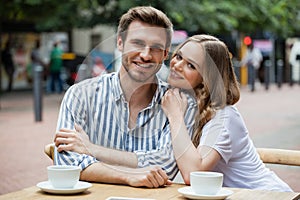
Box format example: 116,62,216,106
164,48,170,60
117,36,123,51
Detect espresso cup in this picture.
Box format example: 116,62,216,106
190,171,223,195
47,165,81,188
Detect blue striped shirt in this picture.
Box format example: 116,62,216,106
54,72,197,179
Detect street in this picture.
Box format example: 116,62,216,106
0,83,299,194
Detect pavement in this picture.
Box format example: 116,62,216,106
0,83,300,195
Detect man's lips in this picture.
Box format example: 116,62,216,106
132,61,157,71
134,62,152,68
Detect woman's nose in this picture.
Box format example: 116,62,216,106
173,60,184,71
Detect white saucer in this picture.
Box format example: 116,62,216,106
37,181,92,194
178,186,233,200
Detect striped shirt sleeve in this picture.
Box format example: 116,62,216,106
54,83,98,169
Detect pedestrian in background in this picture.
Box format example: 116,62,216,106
1,39,15,92
240,43,263,92
91,56,107,77
47,41,63,93
289,41,300,83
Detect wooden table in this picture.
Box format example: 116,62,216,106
0,183,299,200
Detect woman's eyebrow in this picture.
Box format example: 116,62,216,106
178,49,200,68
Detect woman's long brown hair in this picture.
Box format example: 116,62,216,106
172,34,240,146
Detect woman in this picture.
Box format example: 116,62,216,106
162,34,292,192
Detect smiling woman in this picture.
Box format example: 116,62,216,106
168,41,203,90
162,34,293,192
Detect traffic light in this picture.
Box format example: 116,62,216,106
243,36,252,46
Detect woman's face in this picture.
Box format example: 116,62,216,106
168,41,203,90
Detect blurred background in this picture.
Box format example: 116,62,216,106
0,0,300,195
1,0,300,91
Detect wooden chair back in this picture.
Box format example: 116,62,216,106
44,144,300,166
44,143,55,162
257,148,300,166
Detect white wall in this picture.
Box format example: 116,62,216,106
91,25,116,53
72,25,116,55
72,29,90,55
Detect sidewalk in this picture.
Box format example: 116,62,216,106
0,83,300,195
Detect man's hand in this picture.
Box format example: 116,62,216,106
80,163,172,188
54,124,93,156
122,166,172,188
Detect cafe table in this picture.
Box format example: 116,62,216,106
0,182,299,200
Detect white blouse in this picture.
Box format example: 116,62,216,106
199,105,292,192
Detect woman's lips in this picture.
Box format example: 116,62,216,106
170,70,183,79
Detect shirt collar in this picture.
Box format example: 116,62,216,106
150,77,169,107
112,72,123,101
112,73,169,106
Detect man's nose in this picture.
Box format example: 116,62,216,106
140,46,152,61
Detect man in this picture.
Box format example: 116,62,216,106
47,41,63,93
1,40,15,92
31,40,45,67
289,41,300,83
241,43,263,92
54,6,196,188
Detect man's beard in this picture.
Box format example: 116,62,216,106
121,56,161,83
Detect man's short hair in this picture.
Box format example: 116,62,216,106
117,6,173,49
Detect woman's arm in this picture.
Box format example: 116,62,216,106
162,88,221,185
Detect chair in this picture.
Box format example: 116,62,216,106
44,143,55,161
256,148,300,166
44,144,300,166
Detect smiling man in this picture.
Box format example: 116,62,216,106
53,6,197,188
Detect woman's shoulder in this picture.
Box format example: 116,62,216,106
212,105,238,118
207,105,243,128
223,105,241,117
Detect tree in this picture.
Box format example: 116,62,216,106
163,0,300,37
1,0,299,37
1,0,299,92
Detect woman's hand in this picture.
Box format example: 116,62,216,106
162,88,188,119
54,124,94,156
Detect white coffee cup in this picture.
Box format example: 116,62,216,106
190,171,223,195
47,165,81,188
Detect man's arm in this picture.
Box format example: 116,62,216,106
55,94,197,179
80,162,171,188
54,127,171,188
55,79,142,171
55,125,138,168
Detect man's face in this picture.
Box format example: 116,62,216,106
118,20,169,83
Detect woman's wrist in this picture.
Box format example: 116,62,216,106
168,114,185,124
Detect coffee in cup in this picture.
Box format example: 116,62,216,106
190,171,223,195
47,165,81,188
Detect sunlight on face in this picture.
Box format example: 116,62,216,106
117,20,168,83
